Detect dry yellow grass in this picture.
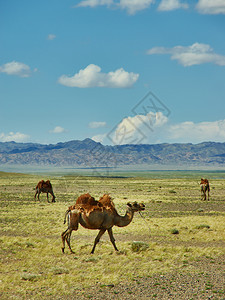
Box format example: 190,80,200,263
0,171,224,299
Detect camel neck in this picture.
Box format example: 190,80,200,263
115,208,134,227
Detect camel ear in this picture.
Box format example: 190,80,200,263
127,202,132,207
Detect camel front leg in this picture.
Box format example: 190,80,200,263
108,228,119,252
91,229,106,254
51,192,56,202
49,191,56,202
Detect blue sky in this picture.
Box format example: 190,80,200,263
0,0,225,145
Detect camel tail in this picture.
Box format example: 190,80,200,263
63,209,70,224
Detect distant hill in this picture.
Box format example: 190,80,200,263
0,138,225,169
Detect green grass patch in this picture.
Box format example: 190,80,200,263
195,224,210,229
171,228,179,234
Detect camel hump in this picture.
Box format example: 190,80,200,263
76,193,99,206
36,179,52,189
75,193,102,211
99,194,115,210
67,193,116,214
200,178,209,185
36,180,44,189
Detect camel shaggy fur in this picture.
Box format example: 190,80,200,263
61,193,145,254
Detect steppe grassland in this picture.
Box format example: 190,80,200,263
0,171,224,298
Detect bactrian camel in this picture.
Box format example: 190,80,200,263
34,180,56,202
61,193,145,254
200,178,210,201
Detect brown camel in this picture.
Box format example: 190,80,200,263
200,178,210,201
34,180,56,202
61,193,145,254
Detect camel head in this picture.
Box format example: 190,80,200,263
127,201,145,212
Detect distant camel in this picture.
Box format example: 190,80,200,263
34,180,56,202
61,193,145,254
200,178,210,201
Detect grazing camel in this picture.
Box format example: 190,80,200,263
34,180,56,202
200,178,210,201
61,193,145,254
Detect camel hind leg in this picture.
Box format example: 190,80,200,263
61,211,79,254
37,191,41,201
34,190,38,200
61,228,74,254
61,228,67,253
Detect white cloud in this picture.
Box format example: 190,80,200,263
0,132,30,142
158,0,188,11
58,64,139,88
0,61,32,77
77,0,113,7
117,0,154,15
108,112,168,145
147,43,225,66
50,126,66,134
107,112,225,145
196,0,225,14
89,121,107,128
77,0,225,14
168,120,225,143
92,134,106,143
77,0,154,14
47,34,56,40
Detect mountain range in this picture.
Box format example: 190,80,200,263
0,138,225,169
